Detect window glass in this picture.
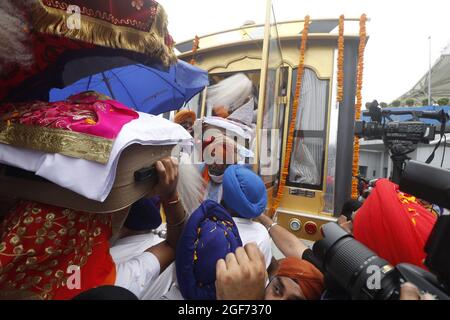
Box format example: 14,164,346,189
287,68,329,190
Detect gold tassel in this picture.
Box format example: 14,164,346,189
30,1,177,66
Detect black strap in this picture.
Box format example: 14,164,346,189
426,120,446,164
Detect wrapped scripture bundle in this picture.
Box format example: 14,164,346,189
0,92,193,212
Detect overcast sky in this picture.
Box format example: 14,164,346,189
159,0,450,104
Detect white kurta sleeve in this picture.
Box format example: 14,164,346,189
114,251,161,299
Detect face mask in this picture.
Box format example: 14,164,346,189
209,172,224,184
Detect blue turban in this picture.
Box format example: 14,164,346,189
124,197,162,231
176,200,242,300
222,165,267,219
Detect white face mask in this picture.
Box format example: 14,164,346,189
209,172,224,184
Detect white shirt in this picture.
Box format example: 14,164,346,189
233,217,273,269
110,231,175,300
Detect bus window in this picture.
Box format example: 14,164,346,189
205,71,260,120
183,90,204,119
287,68,329,190
260,67,288,187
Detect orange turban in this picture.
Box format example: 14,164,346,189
174,110,196,124
275,257,324,300
212,105,229,118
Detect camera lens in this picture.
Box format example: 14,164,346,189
313,222,399,300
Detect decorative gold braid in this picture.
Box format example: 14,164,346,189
0,122,113,164
351,14,367,199
269,16,311,217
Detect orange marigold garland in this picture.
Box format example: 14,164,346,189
269,16,311,216
190,35,200,65
351,14,368,199
337,15,345,102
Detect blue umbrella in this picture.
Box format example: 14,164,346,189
49,60,208,115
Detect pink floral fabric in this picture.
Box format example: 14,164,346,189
1,91,139,139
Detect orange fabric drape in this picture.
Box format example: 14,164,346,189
269,16,311,216
190,36,200,65
351,14,368,199
337,15,345,103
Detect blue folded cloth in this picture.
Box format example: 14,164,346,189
176,200,242,300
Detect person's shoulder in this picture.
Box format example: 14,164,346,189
233,218,269,236
252,219,269,234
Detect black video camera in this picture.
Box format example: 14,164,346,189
355,100,439,144
313,160,450,300
354,120,436,144
354,100,449,183
401,160,450,288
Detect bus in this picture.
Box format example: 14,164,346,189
175,1,367,241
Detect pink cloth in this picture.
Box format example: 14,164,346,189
1,92,139,139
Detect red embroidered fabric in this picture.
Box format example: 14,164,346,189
0,201,116,300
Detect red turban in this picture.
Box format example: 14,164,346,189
275,257,324,300
353,179,437,270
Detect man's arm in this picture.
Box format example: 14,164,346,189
145,157,187,272
256,214,309,259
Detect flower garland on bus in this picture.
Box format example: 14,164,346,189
269,16,311,216
337,15,345,102
352,14,368,199
190,35,200,65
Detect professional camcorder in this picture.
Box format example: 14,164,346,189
354,100,447,144
354,120,435,144
354,100,449,183
313,112,450,299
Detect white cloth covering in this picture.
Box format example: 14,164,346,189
110,229,176,300
202,116,255,159
203,116,254,141
0,112,192,201
227,98,255,126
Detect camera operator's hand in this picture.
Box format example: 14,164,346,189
339,220,353,234
400,283,436,300
216,243,267,300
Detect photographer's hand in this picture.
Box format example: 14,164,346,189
400,283,436,300
216,243,267,300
